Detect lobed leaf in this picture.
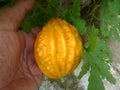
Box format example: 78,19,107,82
88,65,105,90
20,0,60,32
78,55,90,79
100,0,120,40
62,0,86,35
79,27,116,90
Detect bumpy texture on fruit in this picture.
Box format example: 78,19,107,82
34,18,83,79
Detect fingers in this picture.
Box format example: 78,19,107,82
31,27,41,36
27,51,44,85
14,0,34,11
19,30,43,85
0,0,34,31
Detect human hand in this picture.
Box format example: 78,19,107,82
0,0,43,90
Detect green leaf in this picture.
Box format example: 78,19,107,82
89,37,116,84
88,65,105,90
0,0,15,7
88,27,98,51
20,0,60,32
62,0,86,35
89,51,115,84
78,56,90,79
95,38,113,63
95,57,116,84
84,41,90,49
100,0,120,40
79,26,116,90
20,20,33,33
73,18,86,35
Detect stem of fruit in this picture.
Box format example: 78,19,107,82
57,0,63,17
60,77,65,83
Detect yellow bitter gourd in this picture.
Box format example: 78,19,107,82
34,18,83,79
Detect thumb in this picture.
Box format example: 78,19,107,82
0,0,34,31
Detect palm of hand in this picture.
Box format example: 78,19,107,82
0,0,43,90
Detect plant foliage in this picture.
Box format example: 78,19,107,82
0,0,15,7
100,0,120,41
62,0,86,34
78,27,116,90
1,0,120,90
20,0,60,32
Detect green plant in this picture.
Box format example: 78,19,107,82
1,0,120,90
0,0,15,7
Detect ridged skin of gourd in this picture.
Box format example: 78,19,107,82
34,18,83,79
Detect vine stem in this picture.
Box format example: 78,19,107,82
57,0,63,17
60,77,64,83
